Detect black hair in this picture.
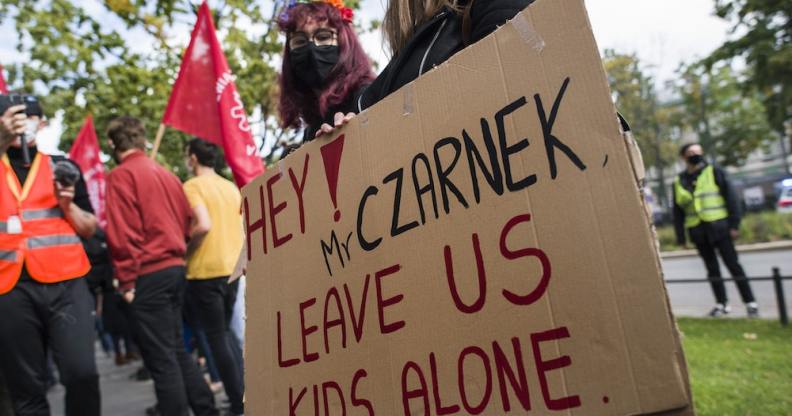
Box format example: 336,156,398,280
186,137,219,168
679,143,699,157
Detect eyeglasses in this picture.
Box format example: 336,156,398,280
288,29,337,50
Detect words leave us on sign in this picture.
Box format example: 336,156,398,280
241,0,693,415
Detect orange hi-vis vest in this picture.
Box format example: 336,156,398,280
0,152,90,294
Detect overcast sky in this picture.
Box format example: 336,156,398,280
356,0,732,85
1,0,733,152
1,0,734,84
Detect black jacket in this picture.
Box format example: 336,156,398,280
357,0,534,111
81,228,115,293
303,84,370,142
673,164,742,245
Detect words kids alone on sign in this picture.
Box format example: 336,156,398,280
241,0,692,415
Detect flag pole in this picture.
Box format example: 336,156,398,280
150,123,167,159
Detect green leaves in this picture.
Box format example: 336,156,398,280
603,49,673,169
675,64,773,166
1,0,287,170
707,0,791,142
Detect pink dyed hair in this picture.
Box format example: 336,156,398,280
277,2,375,129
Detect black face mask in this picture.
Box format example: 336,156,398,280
290,44,339,89
686,154,704,165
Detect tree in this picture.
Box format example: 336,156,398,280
672,63,773,167
602,50,678,207
0,0,321,173
705,0,791,158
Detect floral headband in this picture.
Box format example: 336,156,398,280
278,0,354,25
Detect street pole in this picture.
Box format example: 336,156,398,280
775,85,791,176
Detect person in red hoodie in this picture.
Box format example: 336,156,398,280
104,116,218,416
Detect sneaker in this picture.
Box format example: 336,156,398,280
145,404,160,416
746,303,760,318
708,304,731,318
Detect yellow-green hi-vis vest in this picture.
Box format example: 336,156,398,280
674,165,729,229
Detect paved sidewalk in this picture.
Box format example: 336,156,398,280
47,350,154,416
47,348,227,416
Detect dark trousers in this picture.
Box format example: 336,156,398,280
102,291,137,356
0,277,100,416
0,370,14,415
186,278,244,415
694,236,756,305
130,266,217,416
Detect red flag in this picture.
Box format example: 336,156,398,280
69,115,107,227
162,1,264,186
0,65,8,94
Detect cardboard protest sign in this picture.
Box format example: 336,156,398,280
242,0,692,414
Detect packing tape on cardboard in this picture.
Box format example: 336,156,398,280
511,13,545,52
402,84,414,116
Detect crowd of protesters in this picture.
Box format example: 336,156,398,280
0,0,554,415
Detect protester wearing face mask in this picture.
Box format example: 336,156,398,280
277,0,375,142
673,143,759,318
0,94,101,416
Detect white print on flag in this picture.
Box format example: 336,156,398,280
230,91,251,133
215,71,234,101
216,71,252,134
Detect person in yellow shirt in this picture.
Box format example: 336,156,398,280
183,138,244,416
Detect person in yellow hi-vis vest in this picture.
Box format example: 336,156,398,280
673,143,758,318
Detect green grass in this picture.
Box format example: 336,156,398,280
678,318,792,415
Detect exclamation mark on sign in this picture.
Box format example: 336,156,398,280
320,134,345,222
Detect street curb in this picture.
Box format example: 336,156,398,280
661,240,792,259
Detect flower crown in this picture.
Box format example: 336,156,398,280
278,0,355,25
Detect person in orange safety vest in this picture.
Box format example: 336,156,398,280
0,94,101,416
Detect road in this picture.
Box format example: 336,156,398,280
661,245,792,318
47,352,227,416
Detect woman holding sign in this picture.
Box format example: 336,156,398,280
277,0,375,142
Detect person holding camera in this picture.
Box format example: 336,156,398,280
0,94,101,416
0,103,27,156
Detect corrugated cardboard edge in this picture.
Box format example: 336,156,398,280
619,122,695,416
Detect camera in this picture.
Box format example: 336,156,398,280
53,161,81,187
0,94,43,117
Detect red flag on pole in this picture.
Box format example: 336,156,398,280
162,1,264,186
0,65,8,94
69,115,107,227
